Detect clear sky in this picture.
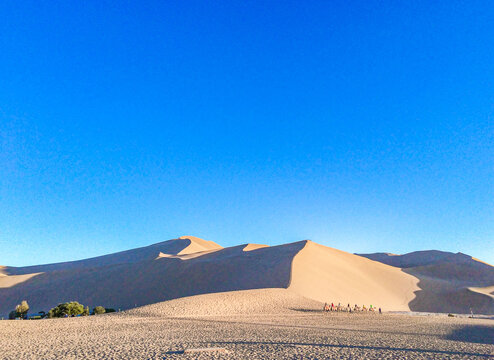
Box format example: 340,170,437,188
1,1,493,267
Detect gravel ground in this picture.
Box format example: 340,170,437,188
1,312,493,359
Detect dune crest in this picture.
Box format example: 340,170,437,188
468,286,494,299
156,249,220,261
242,244,269,252
155,236,223,260
176,236,223,255
0,273,42,288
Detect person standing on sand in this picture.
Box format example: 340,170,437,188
379,308,382,314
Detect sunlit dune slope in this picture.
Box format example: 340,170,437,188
125,288,322,317
289,241,419,310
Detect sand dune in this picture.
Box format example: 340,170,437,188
2,236,222,276
175,235,223,255
358,250,494,314
156,249,220,260
0,238,303,316
470,286,494,299
0,273,41,289
289,241,419,310
242,243,269,252
357,250,455,268
126,288,322,317
1,236,493,317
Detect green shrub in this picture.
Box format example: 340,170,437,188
105,308,116,313
448,313,455,317
15,300,29,318
82,306,90,316
93,306,106,315
48,302,85,318
8,311,17,320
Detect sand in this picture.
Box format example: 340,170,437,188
0,272,41,288
359,249,494,314
1,236,493,316
0,289,492,360
289,241,419,310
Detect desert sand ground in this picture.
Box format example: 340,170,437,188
1,289,493,360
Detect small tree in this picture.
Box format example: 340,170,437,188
93,306,105,315
15,300,29,318
67,302,84,316
48,302,85,318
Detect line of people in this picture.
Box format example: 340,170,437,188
323,302,381,314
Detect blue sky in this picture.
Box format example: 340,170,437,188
1,1,493,266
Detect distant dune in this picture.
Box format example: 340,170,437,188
358,250,494,315
3,236,223,276
357,250,454,268
0,237,493,316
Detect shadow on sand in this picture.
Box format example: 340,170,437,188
288,308,323,313
403,260,494,315
210,340,494,358
445,325,494,345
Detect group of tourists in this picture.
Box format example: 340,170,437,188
323,302,381,314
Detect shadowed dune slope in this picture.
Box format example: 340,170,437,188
357,250,454,268
0,239,304,316
469,286,494,299
289,241,419,311
404,261,494,314
242,243,269,252
2,237,222,276
175,236,223,255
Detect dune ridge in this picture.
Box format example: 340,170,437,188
469,286,494,299
242,243,269,252
2,237,221,276
176,236,223,255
